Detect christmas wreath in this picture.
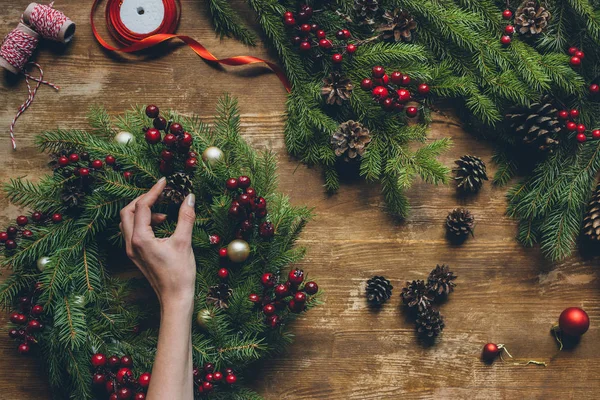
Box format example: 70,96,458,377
209,0,600,261
0,95,320,399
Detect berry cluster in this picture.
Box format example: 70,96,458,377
193,363,237,395
557,108,600,143
52,149,130,181
283,5,356,62
0,212,60,252
249,268,318,328
567,46,585,67
360,66,430,117
225,176,273,241
7,283,45,355
144,105,198,174
500,9,514,45
91,353,150,400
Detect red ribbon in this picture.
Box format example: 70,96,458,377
91,0,291,92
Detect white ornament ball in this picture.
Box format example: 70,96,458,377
36,256,51,272
114,131,135,145
227,239,251,263
202,146,224,166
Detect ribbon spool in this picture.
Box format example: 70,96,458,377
91,0,291,92
23,2,76,43
0,23,39,74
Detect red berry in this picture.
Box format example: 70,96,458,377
294,291,307,303
558,110,569,119
502,9,512,19
92,373,106,386
51,213,63,223
346,44,357,54
248,293,260,303
170,123,184,135
342,29,351,39
382,98,395,111
118,387,132,400
153,116,167,130
288,299,303,313
145,128,162,144
575,50,585,59
105,155,116,165
252,197,267,211
318,39,332,49
331,53,343,63
16,215,28,226
504,25,515,35
406,106,419,118
577,133,587,143
8,329,19,339
590,84,600,94
482,343,500,361
316,30,326,39
238,176,251,189
372,66,385,78
300,24,311,34
593,130,600,139
18,343,30,354
134,394,145,400
185,158,198,170
372,86,389,100
283,16,296,26
159,150,172,161
500,35,511,45
418,83,430,95
299,41,311,51
336,30,345,40
58,156,69,167
9,312,22,324
262,304,276,315
22,229,32,239
261,272,275,288
390,71,403,85
163,133,177,146
123,171,133,181
245,187,256,198
79,167,90,177
360,78,373,90
225,373,237,384
205,373,214,382
219,248,228,258
91,353,106,368
145,105,159,119
116,367,133,384
274,284,288,298
259,221,275,238
400,74,411,86
138,372,151,388
283,11,293,19
566,121,577,131
202,382,213,392
6,226,17,237
69,153,79,163
26,319,41,332
570,109,580,119
107,355,120,369
31,212,43,222
218,268,229,279
570,56,581,66
31,305,43,315
0,232,7,242
288,268,304,285
213,371,223,382
209,235,221,246
181,132,193,147
91,160,103,169
304,281,318,295
577,124,586,133
291,35,302,45
373,74,389,86
120,355,133,367
568,47,579,55
397,89,411,103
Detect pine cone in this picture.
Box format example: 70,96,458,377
377,8,417,42
331,120,372,161
321,72,353,105
505,101,561,153
453,155,488,192
446,208,475,238
354,0,379,25
583,183,600,241
427,264,457,298
515,0,550,36
416,307,445,339
401,280,431,312
206,283,233,309
163,172,193,204
365,276,393,305
61,185,87,208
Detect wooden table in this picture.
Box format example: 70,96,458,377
0,1,598,399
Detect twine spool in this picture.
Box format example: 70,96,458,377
22,2,76,43
0,23,39,74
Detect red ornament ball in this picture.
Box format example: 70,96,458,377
16,215,28,226
559,307,590,336
58,156,69,167
500,35,511,45
568,47,578,55
590,84,600,94
576,133,587,143
304,281,318,295
502,9,513,19
481,343,500,361
372,86,389,100
592,129,600,139
397,89,411,103
261,272,276,288
418,83,430,95
138,372,151,388
504,25,515,35
69,153,79,163
331,53,343,64
360,78,373,91
218,268,229,279
105,155,116,165
91,353,106,368
570,109,580,119
372,66,385,78
145,128,162,144
566,121,577,131
51,213,63,223
288,268,304,285
145,105,159,119
406,106,419,118
557,110,569,119
346,44,357,54
570,56,581,66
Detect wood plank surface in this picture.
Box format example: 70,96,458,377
0,1,598,399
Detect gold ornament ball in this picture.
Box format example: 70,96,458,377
227,239,251,263
36,256,51,272
201,146,224,166
196,308,213,330
114,131,135,145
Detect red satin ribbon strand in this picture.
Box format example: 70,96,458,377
91,0,291,92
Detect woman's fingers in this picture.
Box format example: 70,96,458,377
151,213,168,226
120,195,143,244
172,194,196,244
132,178,167,240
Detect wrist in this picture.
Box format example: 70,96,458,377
160,293,195,315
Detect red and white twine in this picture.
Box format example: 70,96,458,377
24,2,69,41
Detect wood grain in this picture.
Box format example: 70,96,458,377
0,1,599,399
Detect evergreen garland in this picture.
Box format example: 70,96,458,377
209,0,600,260
0,95,320,399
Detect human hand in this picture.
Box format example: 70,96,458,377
120,178,197,308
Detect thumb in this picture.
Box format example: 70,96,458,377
173,194,196,243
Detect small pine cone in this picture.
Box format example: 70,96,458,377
401,280,431,312
377,8,417,42
583,183,600,241
515,0,550,36
427,264,457,298
505,100,561,152
163,172,193,204
416,307,445,339
331,120,372,162
321,72,353,106
354,0,379,25
365,276,393,305
446,208,474,238
206,283,233,309
454,155,488,192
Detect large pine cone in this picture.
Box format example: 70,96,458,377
365,276,393,305
446,208,475,238
331,120,372,162
401,280,431,312
505,101,561,153
427,265,457,298
454,155,488,192
583,183,600,241
377,8,417,42
321,72,353,106
163,172,193,204
515,0,550,36
416,307,445,339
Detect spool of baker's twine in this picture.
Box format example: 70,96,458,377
0,2,75,150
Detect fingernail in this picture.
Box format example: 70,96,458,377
158,177,166,184
187,193,195,206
